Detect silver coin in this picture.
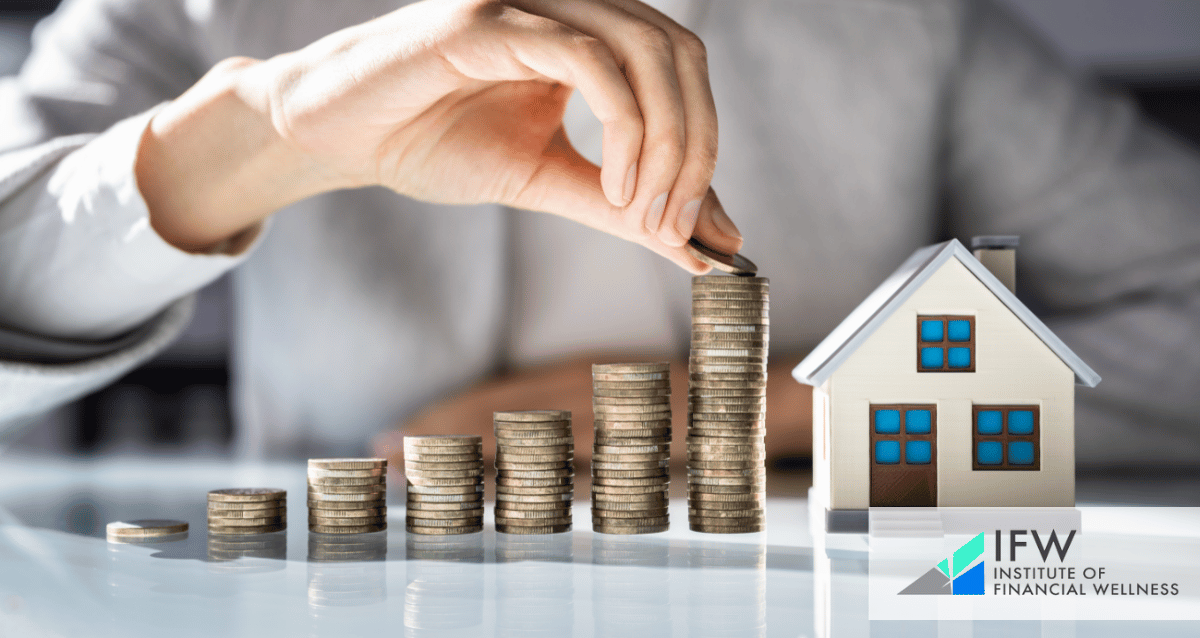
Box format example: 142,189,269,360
405,524,483,535
591,476,670,487
691,291,770,301
405,507,484,520
496,492,573,503
692,274,768,286
689,498,764,510
592,444,669,455
591,483,669,495
208,523,286,535
403,435,483,446
494,461,572,471
592,452,671,463
685,240,759,276
593,468,670,479
493,500,570,511
207,488,287,503
592,363,670,373
592,387,672,398
307,467,386,479
306,490,388,501
496,435,574,447
107,519,189,538
208,507,286,519
405,483,483,495
591,395,672,406
688,458,764,469
307,458,387,470
402,452,481,463
495,515,573,527
592,371,669,382
207,500,287,511
495,524,571,535
593,523,669,535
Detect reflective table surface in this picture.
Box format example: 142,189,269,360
0,457,1197,637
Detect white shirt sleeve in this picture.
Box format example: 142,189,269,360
0,105,262,341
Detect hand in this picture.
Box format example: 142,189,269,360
138,0,743,272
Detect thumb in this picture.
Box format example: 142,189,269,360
509,127,711,274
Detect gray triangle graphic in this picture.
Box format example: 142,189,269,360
898,567,952,595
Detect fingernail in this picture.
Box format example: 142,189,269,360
623,163,638,205
675,198,702,238
710,203,742,241
645,192,668,233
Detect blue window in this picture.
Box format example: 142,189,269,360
918,316,974,372
874,409,900,433
921,347,943,368
906,441,931,464
905,409,931,434
947,320,971,342
977,411,1003,435
977,441,1003,465
973,406,1039,470
1008,410,1034,435
875,441,901,464
1008,441,1035,465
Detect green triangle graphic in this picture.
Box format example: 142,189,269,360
937,558,949,577
952,533,985,577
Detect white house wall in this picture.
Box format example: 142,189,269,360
827,258,1075,509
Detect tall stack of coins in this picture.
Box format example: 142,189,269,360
591,363,672,534
494,411,574,535
307,459,387,534
207,488,287,535
688,275,769,533
403,436,485,535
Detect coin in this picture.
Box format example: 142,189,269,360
592,468,669,479
592,387,672,398
689,498,764,510
592,495,668,507
403,460,484,471
493,500,569,511
496,492,573,503
207,500,286,511
692,274,768,286
208,523,286,535
308,458,387,470
592,444,669,455
496,436,575,447
591,483,669,495
685,238,758,275
495,524,571,535
593,523,669,535
495,516,572,527
309,523,387,534
402,452,480,463
310,506,387,517
496,477,574,488
493,409,572,422
591,371,669,382
592,363,670,373
592,515,669,527
403,443,483,455
491,509,572,520
307,490,388,502
494,460,572,471
592,451,671,462
591,460,669,471
405,508,484,519
405,483,483,495
107,519,189,538
406,524,484,535
406,516,485,527
592,395,671,406
208,488,286,503
494,428,571,440
309,514,388,525
306,476,387,488
688,521,763,534
208,507,286,519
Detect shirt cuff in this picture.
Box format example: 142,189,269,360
0,104,266,341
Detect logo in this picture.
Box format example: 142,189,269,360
899,533,985,596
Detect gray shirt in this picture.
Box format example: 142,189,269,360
2,0,1199,464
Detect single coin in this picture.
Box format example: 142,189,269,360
592,506,670,518
106,519,189,538
692,306,770,318
308,458,387,470
591,402,672,414
207,514,286,525
208,523,287,535
689,365,767,376
691,290,770,301
402,459,484,471
688,491,762,502
493,410,571,422
688,476,767,488
306,490,388,502
688,459,763,470
208,507,286,519
592,452,671,464
405,524,483,535
496,436,574,447
592,496,668,508
495,482,574,495
591,411,672,422
687,483,764,495
491,508,572,520
687,506,764,518
306,483,386,494
208,488,286,503
309,515,388,527
593,469,669,479
592,363,670,374
591,476,670,487
494,428,571,440
306,476,387,488
496,523,571,535
593,434,671,446
592,379,671,389
689,498,764,510
306,499,386,511
592,387,672,398
497,443,574,455
404,483,483,495
687,443,762,453
593,523,669,535
495,515,573,527
592,444,669,455
404,435,483,447
687,435,765,446
685,238,758,275
403,442,483,453
496,469,574,480
593,419,672,429
405,507,484,520
403,470,484,481
592,515,669,527
591,460,669,471
403,477,481,488
494,461,572,472
405,499,482,511
692,298,768,309
206,500,286,511
311,506,387,517
493,500,569,511
691,320,769,331
688,355,768,365
496,476,573,488
688,514,765,526
496,492,573,503
688,380,767,390
688,410,765,421
692,274,768,286
592,371,669,382
402,452,481,463
686,424,766,436
307,468,387,480
591,483,668,495
309,523,387,534
689,522,763,534
591,396,672,406
689,401,767,413
405,515,484,527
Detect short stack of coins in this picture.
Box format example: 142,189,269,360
591,363,672,534
494,410,574,534
404,436,484,535
207,488,287,535
307,458,387,534
688,275,769,533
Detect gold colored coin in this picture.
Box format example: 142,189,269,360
208,488,286,503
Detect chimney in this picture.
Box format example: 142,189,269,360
971,235,1019,294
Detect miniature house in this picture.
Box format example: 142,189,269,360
793,237,1100,532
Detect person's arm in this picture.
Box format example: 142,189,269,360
945,0,1200,465
373,354,811,466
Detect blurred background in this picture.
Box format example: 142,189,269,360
3,0,1199,458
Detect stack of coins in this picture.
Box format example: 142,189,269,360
494,411,574,535
591,363,672,534
688,275,769,533
207,488,287,535
404,436,484,535
307,459,387,534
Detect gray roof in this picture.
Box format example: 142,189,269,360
791,239,1101,388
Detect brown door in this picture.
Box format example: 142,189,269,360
869,404,937,507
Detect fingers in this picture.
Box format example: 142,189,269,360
689,188,743,256
514,126,712,274
507,0,717,245
456,4,644,208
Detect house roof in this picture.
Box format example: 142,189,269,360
791,239,1101,388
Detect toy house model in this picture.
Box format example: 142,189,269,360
793,237,1100,532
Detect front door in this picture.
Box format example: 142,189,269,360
869,404,937,506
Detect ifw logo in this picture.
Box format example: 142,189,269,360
899,533,985,596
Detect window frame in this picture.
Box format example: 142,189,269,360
971,405,1040,471
869,404,938,467
917,315,976,372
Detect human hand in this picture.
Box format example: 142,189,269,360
141,0,742,272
